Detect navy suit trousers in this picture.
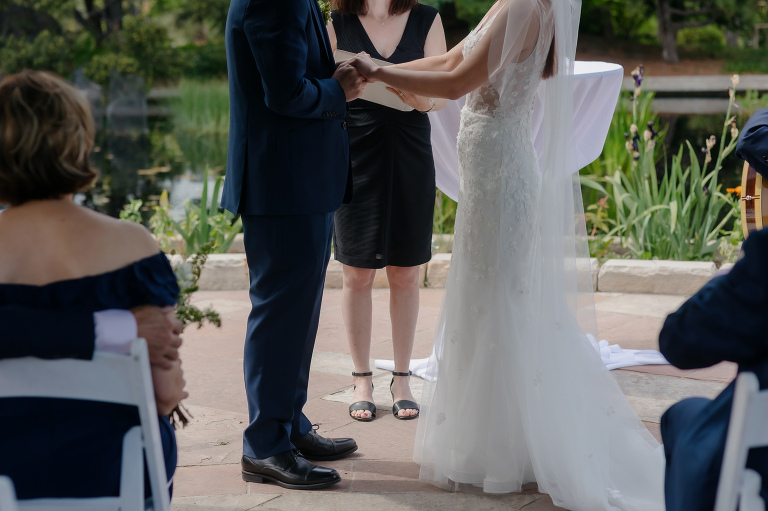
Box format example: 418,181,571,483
241,213,334,459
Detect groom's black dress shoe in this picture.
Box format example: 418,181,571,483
241,451,341,489
292,429,358,461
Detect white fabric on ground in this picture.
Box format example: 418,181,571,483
375,334,668,381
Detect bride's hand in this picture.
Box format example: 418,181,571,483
350,53,380,82
385,87,428,111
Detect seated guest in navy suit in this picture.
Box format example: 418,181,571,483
659,106,768,511
0,70,186,500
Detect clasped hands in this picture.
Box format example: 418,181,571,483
131,305,188,415
335,52,424,110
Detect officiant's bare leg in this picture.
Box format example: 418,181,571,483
387,265,419,418
342,264,376,419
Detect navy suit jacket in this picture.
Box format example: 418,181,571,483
736,107,768,177
659,228,768,509
222,0,352,216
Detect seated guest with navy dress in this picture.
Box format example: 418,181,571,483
659,106,768,511
0,70,186,500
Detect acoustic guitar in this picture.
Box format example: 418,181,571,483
740,161,768,238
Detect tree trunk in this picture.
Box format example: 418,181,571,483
657,0,680,64
105,0,124,34
601,4,615,40
74,0,104,43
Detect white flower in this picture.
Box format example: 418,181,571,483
168,254,185,269
731,74,740,88
175,262,195,290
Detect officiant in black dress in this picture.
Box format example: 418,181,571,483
327,0,446,422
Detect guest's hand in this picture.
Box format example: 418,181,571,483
131,305,183,369
350,53,379,82
152,358,188,416
333,62,367,102
385,87,430,111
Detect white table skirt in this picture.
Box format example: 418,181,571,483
428,61,625,201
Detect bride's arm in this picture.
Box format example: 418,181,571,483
393,35,467,73
352,0,540,100
354,31,491,101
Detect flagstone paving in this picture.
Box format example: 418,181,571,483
172,288,733,510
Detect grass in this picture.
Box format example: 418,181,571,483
172,78,230,135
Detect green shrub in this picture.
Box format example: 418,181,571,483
581,78,743,261
179,41,227,79
116,16,185,87
722,48,768,74
0,30,71,75
120,166,241,257
83,52,140,88
433,189,457,235
677,25,726,50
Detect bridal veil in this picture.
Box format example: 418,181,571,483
413,1,665,508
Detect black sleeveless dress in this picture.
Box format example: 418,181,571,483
332,5,438,269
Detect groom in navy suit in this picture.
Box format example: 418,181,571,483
222,0,366,489
659,107,768,510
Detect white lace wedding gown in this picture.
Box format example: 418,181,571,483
413,9,665,510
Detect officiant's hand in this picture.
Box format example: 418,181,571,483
333,62,367,102
349,53,379,82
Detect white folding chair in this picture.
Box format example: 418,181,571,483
0,339,171,511
714,371,768,511
0,476,18,511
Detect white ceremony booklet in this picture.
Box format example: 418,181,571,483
334,50,414,112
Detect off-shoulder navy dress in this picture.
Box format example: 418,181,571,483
0,253,179,499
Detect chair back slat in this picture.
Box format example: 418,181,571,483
746,392,768,448
0,354,137,405
0,476,18,511
0,339,171,511
715,372,768,511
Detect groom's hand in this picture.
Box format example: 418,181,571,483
333,62,366,102
349,53,379,83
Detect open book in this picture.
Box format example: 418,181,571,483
334,50,414,112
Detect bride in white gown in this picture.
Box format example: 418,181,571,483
350,1,665,509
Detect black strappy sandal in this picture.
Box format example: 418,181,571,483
349,371,376,422
390,371,419,420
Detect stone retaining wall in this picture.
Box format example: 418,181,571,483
192,253,722,296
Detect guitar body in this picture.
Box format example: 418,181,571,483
741,161,768,238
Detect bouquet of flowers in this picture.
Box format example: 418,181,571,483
171,241,222,330
168,241,223,427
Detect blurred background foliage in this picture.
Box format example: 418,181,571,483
1,0,767,85
0,0,227,88
1,0,767,257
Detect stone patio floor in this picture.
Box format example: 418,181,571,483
172,288,733,510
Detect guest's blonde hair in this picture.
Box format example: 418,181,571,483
0,70,98,205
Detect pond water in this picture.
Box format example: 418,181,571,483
78,85,755,221
80,120,228,220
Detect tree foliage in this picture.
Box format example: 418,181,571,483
656,0,762,62
580,0,656,41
